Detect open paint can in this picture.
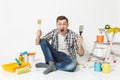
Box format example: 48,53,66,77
102,62,110,73
94,62,102,72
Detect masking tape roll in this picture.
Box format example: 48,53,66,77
16,66,30,74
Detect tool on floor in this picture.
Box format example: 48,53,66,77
16,66,31,74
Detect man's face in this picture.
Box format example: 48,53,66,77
56,19,69,35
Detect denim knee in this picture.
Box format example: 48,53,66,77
56,61,77,72
40,39,48,45
65,62,77,72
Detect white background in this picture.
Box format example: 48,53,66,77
0,0,120,80
0,0,120,60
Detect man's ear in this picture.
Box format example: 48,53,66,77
56,23,58,27
67,23,69,27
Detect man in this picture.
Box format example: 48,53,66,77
35,15,84,74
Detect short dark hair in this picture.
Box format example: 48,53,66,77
56,15,68,23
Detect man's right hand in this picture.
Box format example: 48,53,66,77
35,29,42,45
37,29,42,38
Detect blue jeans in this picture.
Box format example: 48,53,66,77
40,39,77,72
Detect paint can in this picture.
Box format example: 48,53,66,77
27,52,35,66
102,62,110,73
94,62,102,72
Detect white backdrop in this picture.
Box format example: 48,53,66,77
0,0,120,62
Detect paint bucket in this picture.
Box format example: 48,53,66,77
102,62,110,73
96,35,104,43
94,62,102,72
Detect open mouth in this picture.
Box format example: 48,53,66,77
60,29,64,32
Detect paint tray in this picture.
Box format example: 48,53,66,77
2,62,31,73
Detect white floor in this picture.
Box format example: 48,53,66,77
1,53,120,80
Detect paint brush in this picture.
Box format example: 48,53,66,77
79,25,84,35
37,19,42,29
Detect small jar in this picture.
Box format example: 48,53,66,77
19,54,24,62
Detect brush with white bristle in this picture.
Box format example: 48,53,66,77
79,25,84,35
37,19,42,30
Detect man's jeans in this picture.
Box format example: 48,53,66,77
40,39,77,72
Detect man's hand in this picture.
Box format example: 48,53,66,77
77,36,84,56
77,36,83,48
35,29,42,45
37,29,42,38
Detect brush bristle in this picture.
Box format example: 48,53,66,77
38,19,42,25
79,25,84,32
79,25,84,35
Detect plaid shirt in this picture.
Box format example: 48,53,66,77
42,29,79,62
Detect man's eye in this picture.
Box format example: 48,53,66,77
63,23,66,25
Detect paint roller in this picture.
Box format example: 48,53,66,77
79,25,84,35
16,66,31,74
